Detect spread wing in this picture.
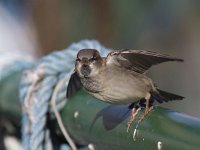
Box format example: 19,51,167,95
107,50,184,74
66,71,82,98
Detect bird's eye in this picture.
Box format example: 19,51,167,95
76,58,81,62
91,57,97,61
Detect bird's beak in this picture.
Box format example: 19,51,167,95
81,58,89,65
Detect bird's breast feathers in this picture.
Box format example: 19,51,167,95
84,67,151,104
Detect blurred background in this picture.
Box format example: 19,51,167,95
1,0,200,149
1,0,200,116
0,0,200,136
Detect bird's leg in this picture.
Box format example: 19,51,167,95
139,93,153,123
145,96,149,115
126,96,154,131
127,108,136,132
127,105,141,132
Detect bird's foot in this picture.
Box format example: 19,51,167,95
126,107,141,132
138,106,154,123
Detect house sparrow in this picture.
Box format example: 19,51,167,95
67,49,184,131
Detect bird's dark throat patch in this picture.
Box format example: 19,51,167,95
81,65,91,78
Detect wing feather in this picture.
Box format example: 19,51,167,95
108,50,183,74
66,71,82,98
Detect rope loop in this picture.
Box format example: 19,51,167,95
20,40,110,150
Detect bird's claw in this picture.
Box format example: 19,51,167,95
139,106,154,123
126,107,141,132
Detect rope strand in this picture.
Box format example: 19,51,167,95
20,40,110,150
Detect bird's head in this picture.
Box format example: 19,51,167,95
75,49,103,78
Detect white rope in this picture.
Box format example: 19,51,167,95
50,75,77,150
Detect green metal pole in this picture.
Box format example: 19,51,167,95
60,89,200,150
0,70,23,149
0,70,22,120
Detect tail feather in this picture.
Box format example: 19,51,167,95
151,89,184,103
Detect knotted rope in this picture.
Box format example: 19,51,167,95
19,40,110,150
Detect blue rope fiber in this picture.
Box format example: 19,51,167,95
19,40,110,150
0,60,32,81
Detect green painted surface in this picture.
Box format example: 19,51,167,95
0,71,22,119
61,89,200,150
1,71,200,150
